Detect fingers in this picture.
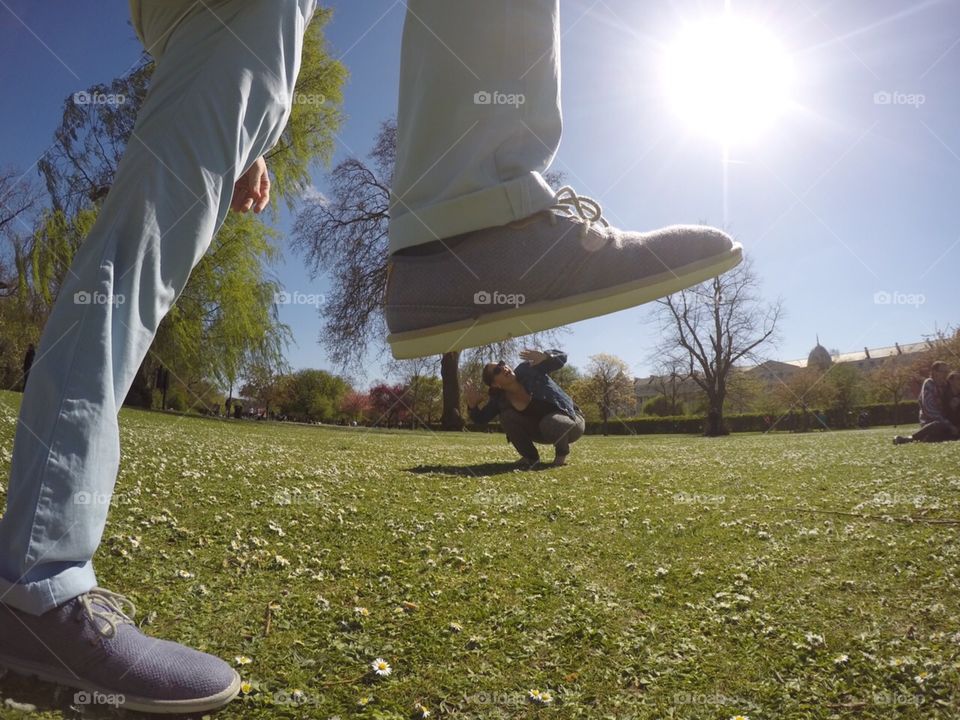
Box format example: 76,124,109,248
254,170,271,213
230,158,269,214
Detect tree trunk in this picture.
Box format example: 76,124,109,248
704,400,728,436
440,351,464,430
123,358,153,408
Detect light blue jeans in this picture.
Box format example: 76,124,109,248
0,0,315,615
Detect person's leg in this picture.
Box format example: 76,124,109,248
913,421,953,442
499,408,543,463
0,0,312,711
539,411,585,462
384,0,742,359
389,0,560,253
1,0,311,614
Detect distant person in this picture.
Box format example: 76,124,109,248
894,361,959,444
947,371,960,428
463,349,585,468
20,343,35,392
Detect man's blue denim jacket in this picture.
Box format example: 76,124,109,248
469,349,581,425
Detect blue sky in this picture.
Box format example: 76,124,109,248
2,0,959,387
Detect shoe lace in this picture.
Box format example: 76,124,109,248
79,587,137,638
548,186,610,237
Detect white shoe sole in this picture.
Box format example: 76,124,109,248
0,652,241,715
388,242,743,359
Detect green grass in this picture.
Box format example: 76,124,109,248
1,388,959,719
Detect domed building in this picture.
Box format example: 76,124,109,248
807,337,833,371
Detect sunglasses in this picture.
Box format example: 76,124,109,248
484,361,507,385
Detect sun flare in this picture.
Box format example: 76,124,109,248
662,15,794,145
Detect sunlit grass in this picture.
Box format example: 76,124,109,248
1,389,958,719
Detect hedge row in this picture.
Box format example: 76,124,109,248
459,401,921,436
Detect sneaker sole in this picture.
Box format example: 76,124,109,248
0,652,241,714
388,242,743,359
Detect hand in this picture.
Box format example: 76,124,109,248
463,380,482,407
520,348,549,365
231,156,270,213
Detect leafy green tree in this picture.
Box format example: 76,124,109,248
868,357,915,408
643,395,674,417
582,353,634,435
17,11,346,407
407,374,443,426
278,368,351,423
826,364,863,426
551,363,581,389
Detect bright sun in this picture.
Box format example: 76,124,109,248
662,15,794,146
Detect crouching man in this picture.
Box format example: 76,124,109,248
464,349,585,468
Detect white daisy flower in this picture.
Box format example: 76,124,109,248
371,658,392,677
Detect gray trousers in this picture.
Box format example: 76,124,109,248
913,420,957,442
499,408,585,460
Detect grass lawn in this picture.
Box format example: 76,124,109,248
1,388,959,719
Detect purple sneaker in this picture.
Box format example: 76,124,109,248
0,587,240,715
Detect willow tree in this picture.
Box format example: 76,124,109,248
20,9,346,408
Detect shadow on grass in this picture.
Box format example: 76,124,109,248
0,671,231,720
406,461,550,477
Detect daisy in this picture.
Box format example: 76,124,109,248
833,654,849,665
354,606,370,617
234,655,253,666
371,658,392,677
528,689,552,705
413,701,431,717
240,681,253,695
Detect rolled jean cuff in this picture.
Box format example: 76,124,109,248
388,171,556,254
0,562,97,616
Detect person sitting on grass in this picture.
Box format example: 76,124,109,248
947,371,960,428
894,361,959,444
463,348,585,468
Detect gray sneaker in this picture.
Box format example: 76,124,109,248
0,587,240,714
386,186,742,359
